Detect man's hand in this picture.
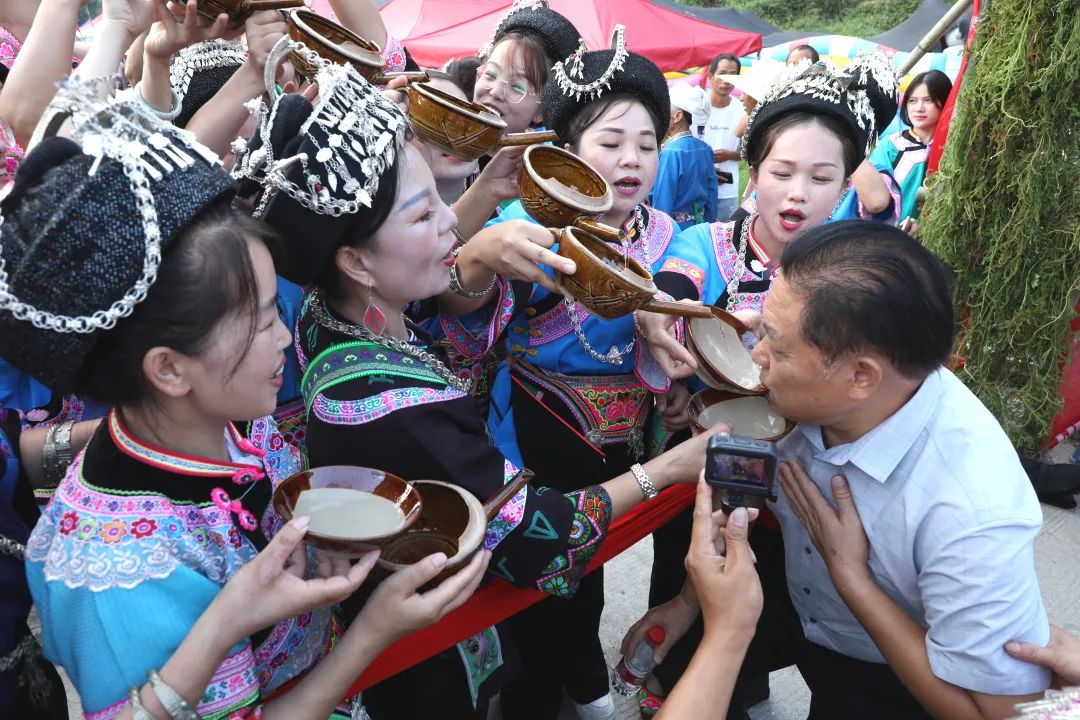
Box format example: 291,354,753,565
687,476,762,640
1007,625,1080,688
779,462,870,588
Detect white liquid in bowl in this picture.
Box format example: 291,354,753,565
294,487,406,538
690,316,761,388
697,396,786,439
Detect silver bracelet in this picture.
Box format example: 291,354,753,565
630,463,659,500
129,687,158,720
134,82,183,121
448,248,497,298
42,421,74,485
147,669,201,720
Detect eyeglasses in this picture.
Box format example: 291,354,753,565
475,64,535,104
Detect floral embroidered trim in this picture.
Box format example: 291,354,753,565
311,386,466,426
253,606,337,695
657,257,706,297
536,485,612,597
380,34,407,73
525,300,590,346
198,645,261,719
512,360,650,445
640,205,675,267
439,276,516,359
484,459,529,550
710,220,770,313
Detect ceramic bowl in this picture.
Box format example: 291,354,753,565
519,145,613,228
376,480,486,585
407,83,555,161
688,388,794,440
286,9,384,79
272,466,423,558
686,307,767,395
196,0,301,22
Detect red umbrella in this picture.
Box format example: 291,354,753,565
379,0,762,71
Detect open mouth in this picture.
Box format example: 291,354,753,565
441,246,457,267
480,103,503,118
613,177,641,196
778,209,806,231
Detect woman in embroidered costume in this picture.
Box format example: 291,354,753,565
651,83,719,230
441,34,692,719
871,69,953,226
238,32,717,720
2,80,486,720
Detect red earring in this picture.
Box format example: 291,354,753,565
363,286,387,336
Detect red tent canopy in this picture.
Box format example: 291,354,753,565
377,0,762,72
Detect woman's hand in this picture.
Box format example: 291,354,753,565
241,10,288,76
687,476,762,641
143,0,228,61
101,0,171,44
660,421,734,485
213,517,379,641
1006,625,1080,688
779,463,870,589
457,220,575,295
356,549,491,647
620,590,700,668
474,146,526,202
654,380,692,433
635,309,698,380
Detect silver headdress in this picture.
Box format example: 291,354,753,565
477,0,549,59
0,77,223,335
551,25,629,102
232,36,406,219
170,38,247,104
740,51,900,161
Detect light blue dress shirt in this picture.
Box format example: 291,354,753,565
771,367,1051,696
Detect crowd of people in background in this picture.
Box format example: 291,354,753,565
0,1,1076,720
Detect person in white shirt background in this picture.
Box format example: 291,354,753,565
701,53,745,221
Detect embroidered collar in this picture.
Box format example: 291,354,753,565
108,409,264,479
746,215,772,272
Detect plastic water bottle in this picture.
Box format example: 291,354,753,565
611,626,666,696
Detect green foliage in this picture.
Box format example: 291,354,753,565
682,0,921,37
920,0,1080,453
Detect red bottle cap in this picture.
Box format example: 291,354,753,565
646,626,666,647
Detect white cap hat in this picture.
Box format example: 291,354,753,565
668,83,708,128
717,59,787,103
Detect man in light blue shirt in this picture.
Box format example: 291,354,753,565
626,221,1050,719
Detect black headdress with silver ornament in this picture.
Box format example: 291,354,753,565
170,38,247,128
477,0,581,66
541,27,672,141
742,52,899,165
231,36,406,285
0,77,233,391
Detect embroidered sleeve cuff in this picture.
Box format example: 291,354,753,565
381,34,407,73
654,265,702,301
534,485,613,598
439,278,516,361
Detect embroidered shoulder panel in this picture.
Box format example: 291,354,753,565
525,300,590,347
536,485,612,597
302,341,450,411
440,277,516,360
311,385,466,426
657,257,706,297
710,220,762,286
26,458,259,591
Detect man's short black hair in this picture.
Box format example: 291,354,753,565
779,221,954,379
709,53,741,76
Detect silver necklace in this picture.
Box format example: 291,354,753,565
724,213,765,313
309,289,472,393
564,205,650,365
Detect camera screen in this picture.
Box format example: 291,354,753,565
708,453,770,488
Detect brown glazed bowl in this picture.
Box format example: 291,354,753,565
196,0,302,22
377,470,533,586
272,466,423,558
408,83,557,161
688,388,794,440
553,227,715,321
686,307,768,395
519,145,613,229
